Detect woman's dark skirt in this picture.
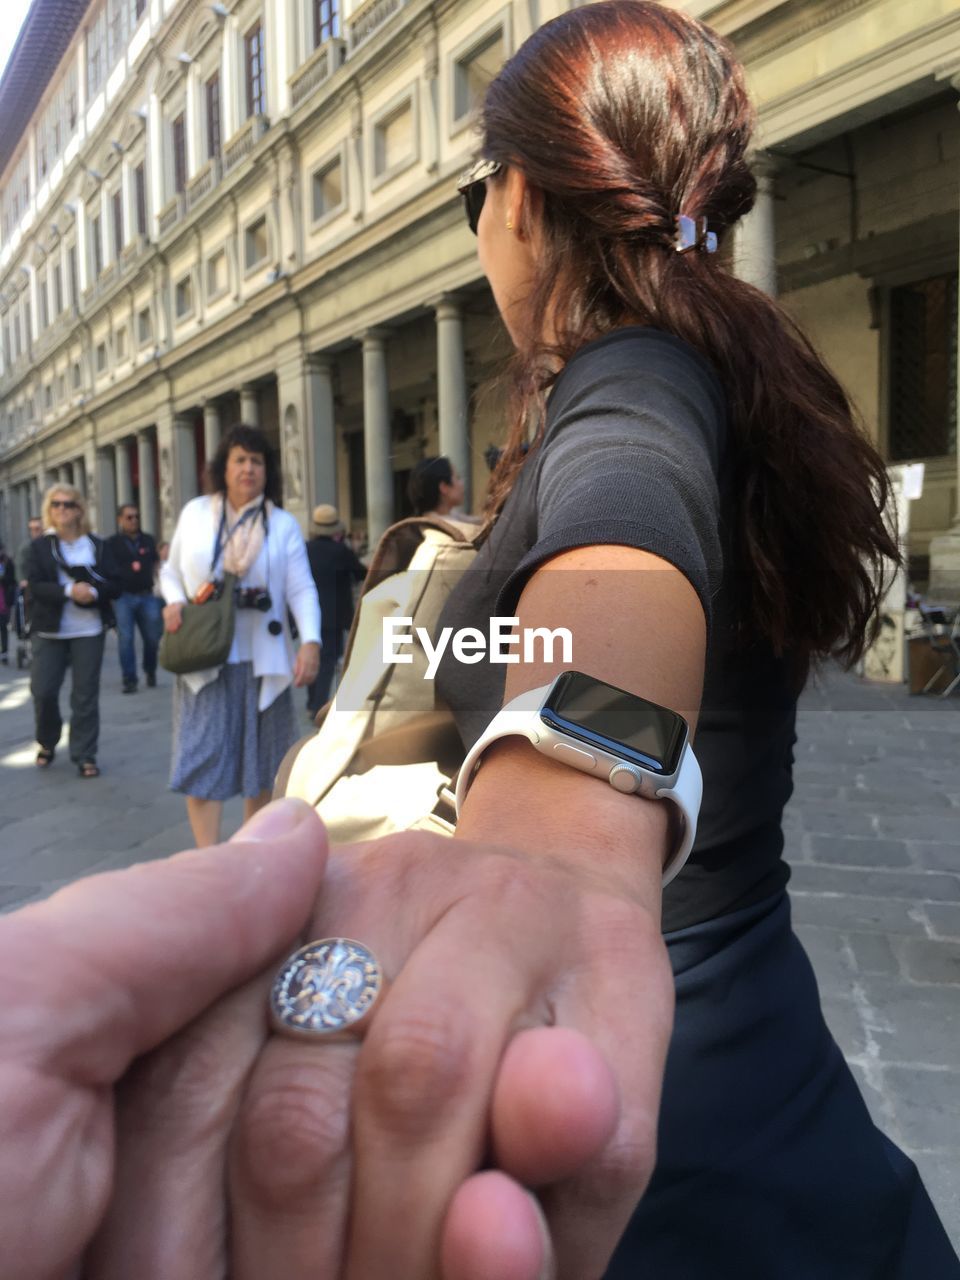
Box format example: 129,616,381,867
605,892,959,1278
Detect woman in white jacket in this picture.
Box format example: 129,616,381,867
160,425,320,846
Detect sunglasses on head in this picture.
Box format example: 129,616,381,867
456,158,503,235
51,499,78,509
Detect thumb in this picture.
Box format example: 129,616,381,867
0,799,328,1084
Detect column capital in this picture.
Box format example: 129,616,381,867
359,327,391,350
748,149,782,189
306,351,336,375
432,293,464,320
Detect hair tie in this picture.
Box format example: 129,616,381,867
674,214,717,254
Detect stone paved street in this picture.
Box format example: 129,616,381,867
0,639,958,1250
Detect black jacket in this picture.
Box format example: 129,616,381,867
0,553,14,616
25,534,121,633
105,529,159,594
306,537,366,636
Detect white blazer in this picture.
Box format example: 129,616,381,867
160,495,321,710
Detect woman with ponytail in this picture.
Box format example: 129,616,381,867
20,5,957,1279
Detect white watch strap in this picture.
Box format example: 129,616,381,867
656,742,703,887
455,683,702,888
454,684,549,815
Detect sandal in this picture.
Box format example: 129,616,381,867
78,761,100,779
35,747,55,769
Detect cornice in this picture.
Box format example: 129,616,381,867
734,0,880,65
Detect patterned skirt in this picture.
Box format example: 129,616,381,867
170,661,298,801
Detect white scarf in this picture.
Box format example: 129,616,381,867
215,494,269,578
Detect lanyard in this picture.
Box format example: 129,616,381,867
210,499,267,577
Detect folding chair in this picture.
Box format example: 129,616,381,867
921,610,960,697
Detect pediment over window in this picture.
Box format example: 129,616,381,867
156,63,187,103
117,114,145,152
183,12,220,59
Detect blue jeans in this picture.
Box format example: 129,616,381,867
114,592,163,683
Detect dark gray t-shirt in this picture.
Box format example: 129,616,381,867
435,327,796,932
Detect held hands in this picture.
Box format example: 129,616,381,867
162,601,185,632
293,639,321,687
0,801,673,1280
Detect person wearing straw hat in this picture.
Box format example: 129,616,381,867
305,504,365,717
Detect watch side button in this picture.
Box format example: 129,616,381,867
609,764,643,794
553,742,596,768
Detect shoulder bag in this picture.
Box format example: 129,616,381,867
158,571,237,674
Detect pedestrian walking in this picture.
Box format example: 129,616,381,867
305,503,365,716
15,514,42,592
159,424,321,847
105,503,163,693
0,544,15,663
25,485,119,778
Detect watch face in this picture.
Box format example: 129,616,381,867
540,671,687,776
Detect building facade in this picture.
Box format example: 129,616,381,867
0,0,959,592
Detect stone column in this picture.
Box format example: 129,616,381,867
203,400,221,461
240,383,259,425
435,295,471,510
929,79,960,599
175,415,199,508
80,439,98,531
97,449,118,535
307,355,338,509
58,465,72,485
362,329,393,542
733,152,779,298
137,429,159,537
115,439,134,509
74,456,87,498
154,409,177,541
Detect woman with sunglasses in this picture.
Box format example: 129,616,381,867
24,484,119,777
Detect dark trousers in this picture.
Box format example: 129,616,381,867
306,629,342,714
0,612,7,655
114,591,163,683
31,632,105,763
605,892,959,1278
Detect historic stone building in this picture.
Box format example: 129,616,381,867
1,0,959,590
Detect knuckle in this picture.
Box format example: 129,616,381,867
358,1004,475,1137
574,1130,659,1212
120,1022,237,1138
235,1059,349,1206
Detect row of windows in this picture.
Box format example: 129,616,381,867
2,7,505,380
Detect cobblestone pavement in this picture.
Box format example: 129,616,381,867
0,640,958,1249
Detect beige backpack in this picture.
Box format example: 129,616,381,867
276,516,481,840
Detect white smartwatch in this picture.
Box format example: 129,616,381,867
455,671,702,887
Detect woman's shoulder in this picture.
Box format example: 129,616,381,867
552,326,725,406
178,495,215,525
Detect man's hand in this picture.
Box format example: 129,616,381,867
162,601,185,632
71,581,97,605
0,800,327,1280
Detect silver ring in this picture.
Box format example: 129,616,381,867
269,938,385,1041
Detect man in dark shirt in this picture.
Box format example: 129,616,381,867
305,504,366,716
105,504,162,693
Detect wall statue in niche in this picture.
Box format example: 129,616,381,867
159,445,174,533
282,406,304,505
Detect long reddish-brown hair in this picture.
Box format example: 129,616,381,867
479,0,896,670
